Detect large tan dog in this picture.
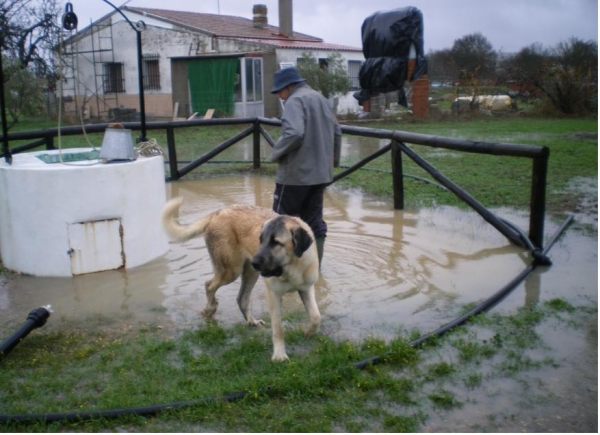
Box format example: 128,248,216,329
161,197,321,361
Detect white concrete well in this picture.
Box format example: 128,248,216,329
0,148,168,277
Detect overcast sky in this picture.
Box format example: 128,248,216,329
66,0,598,53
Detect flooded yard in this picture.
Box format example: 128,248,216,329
0,175,596,431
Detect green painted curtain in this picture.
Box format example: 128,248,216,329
188,57,239,116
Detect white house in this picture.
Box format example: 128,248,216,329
58,1,365,121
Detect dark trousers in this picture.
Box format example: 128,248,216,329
272,183,328,238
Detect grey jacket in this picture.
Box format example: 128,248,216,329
270,83,342,185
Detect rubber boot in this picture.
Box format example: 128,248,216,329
315,236,325,268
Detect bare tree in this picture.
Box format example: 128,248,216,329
1,0,62,126
426,48,456,86
499,43,550,96
2,0,61,71
450,32,497,82
504,38,597,115
555,37,598,78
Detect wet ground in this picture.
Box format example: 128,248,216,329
0,175,597,432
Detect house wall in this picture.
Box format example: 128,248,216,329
171,59,190,117
64,10,365,121
275,48,365,115
262,52,279,118
64,13,215,120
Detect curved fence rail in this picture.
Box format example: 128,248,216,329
0,117,549,250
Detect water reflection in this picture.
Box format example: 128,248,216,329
208,135,387,166
0,260,168,325
0,175,595,342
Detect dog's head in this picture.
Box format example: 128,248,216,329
251,216,313,278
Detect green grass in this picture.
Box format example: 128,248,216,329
25,115,597,222
0,299,595,432
1,114,597,431
335,117,597,217
7,116,596,222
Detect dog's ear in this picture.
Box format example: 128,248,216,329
292,226,313,258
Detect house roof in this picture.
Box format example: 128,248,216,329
219,37,363,52
124,6,362,53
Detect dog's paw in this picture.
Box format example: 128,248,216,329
201,307,217,318
304,324,320,337
271,352,290,362
271,353,290,362
248,318,265,327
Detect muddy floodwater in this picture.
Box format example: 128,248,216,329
0,175,597,431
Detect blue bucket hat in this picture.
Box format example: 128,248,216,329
271,66,306,94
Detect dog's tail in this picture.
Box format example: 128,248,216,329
161,197,211,242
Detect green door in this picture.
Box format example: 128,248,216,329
187,57,239,116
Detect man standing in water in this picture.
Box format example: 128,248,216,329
269,66,342,267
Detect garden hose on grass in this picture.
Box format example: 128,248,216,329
0,215,573,423
354,214,573,368
0,306,52,361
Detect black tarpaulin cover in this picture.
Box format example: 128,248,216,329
356,6,427,106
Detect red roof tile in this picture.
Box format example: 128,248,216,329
125,6,362,52
126,6,318,41
223,37,362,52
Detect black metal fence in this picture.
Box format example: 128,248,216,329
0,117,549,250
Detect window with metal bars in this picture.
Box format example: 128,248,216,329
103,62,125,93
143,54,161,90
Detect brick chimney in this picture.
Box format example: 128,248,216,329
278,0,293,38
252,4,268,28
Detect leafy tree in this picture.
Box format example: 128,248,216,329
450,32,497,82
295,51,351,99
3,56,43,120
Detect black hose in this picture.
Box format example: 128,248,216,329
0,306,52,360
0,216,573,423
0,392,248,423
353,214,573,368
